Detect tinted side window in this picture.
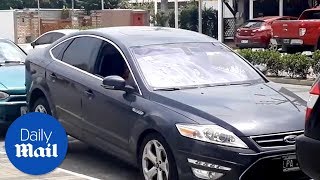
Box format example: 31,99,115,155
95,41,138,90
51,32,65,43
37,33,54,45
62,37,102,72
51,39,73,60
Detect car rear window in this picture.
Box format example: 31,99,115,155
301,11,320,19
242,20,264,28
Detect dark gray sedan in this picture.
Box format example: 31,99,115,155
25,27,309,180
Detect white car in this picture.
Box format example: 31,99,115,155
22,29,79,53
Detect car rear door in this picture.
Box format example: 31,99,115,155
46,36,102,137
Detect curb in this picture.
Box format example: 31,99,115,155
267,77,315,86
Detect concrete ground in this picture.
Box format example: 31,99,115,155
0,83,311,180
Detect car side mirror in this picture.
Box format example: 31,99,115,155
31,41,36,48
102,75,135,93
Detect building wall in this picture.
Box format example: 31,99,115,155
4,9,150,44
92,9,149,27
15,10,65,43
15,11,40,43
0,10,16,42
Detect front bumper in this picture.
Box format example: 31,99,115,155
175,137,309,180
234,35,269,49
296,135,320,179
0,96,26,128
272,38,304,46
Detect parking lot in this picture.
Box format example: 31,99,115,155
0,83,311,180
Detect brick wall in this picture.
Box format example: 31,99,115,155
14,9,150,43
16,11,40,43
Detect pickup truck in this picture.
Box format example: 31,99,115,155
271,7,320,53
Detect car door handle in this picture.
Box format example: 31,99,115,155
49,73,57,82
49,73,57,79
84,90,94,98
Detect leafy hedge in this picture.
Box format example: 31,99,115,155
237,49,317,79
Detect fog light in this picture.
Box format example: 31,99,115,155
191,168,224,180
188,159,231,171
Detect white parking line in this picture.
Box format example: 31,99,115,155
0,151,6,155
0,148,100,180
57,168,101,180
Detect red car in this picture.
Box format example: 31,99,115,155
272,7,320,53
235,16,297,49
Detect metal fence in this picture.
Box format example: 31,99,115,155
224,18,236,39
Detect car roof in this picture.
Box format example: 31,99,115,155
61,26,218,47
0,38,13,42
45,29,80,34
252,16,284,21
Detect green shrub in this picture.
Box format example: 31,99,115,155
265,50,283,76
312,50,320,75
238,49,312,78
237,49,254,63
151,11,170,27
283,53,311,79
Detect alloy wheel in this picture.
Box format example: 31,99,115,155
34,104,47,114
142,140,169,180
268,41,278,51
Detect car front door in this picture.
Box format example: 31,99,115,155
81,39,142,157
46,36,102,137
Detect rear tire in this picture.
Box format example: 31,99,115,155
139,133,178,180
31,97,51,115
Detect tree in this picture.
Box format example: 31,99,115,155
77,0,125,15
0,0,23,10
0,0,67,10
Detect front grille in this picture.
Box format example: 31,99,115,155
7,95,26,102
240,154,309,180
251,131,304,148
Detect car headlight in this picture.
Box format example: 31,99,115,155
176,124,248,148
0,91,9,100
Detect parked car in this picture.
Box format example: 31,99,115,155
296,76,320,179
26,27,309,180
272,7,320,53
234,16,297,49
22,29,79,53
0,38,27,131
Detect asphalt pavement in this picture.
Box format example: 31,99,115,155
0,83,311,180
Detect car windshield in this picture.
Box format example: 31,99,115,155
242,20,264,28
0,40,26,63
131,42,264,90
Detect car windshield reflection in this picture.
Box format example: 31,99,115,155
131,42,264,90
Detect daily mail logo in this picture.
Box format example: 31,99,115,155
5,113,68,175
15,129,57,158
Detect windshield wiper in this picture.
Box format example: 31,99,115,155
154,82,254,91
154,85,201,91
154,87,182,91
4,60,24,64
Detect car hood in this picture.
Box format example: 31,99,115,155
0,65,25,93
152,82,306,136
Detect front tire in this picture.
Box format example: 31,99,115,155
32,97,51,115
139,133,178,180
